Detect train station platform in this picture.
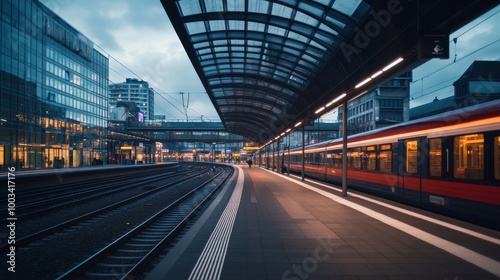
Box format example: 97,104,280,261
147,165,500,280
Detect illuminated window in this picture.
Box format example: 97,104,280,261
350,148,362,169
454,134,484,180
429,138,442,177
365,146,376,171
379,144,392,173
406,140,418,174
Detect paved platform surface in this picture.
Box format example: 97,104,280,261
147,165,500,280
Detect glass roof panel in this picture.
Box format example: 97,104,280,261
287,31,309,43
271,3,293,19
215,52,229,58
294,11,319,27
231,46,244,52
248,21,266,33
212,40,227,46
314,0,331,6
267,25,287,37
186,21,206,35
319,23,338,36
324,16,347,29
199,54,214,61
298,1,326,17
231,39,245,45
228,20,245,30
213,46,228,53
315,32,334,45
247,53,261,59
247,46,261,53
248,1,269,14
205,1,224,13
331,0,362,17
177,0,201,16
193,41,209,49
227,1,245,12
197,48,211,55
209,20,226,31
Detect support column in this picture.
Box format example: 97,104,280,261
301,124,305,181
342,101,348,197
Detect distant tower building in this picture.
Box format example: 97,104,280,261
338,72,412,136
109,78,155,120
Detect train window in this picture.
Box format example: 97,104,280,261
454,134,484,180
379,144,392,173
429,138,442,177
365,146,376,171
494,136,500,180
406,140,418,174
331,151,342,168
350,148,362,169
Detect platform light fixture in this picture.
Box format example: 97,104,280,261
286,128,291,132
370,70,383,79
354,57,404,89
355,77,372,89
294,121,303,127
326,93,346,107
382,57,404,71
315,106,325,114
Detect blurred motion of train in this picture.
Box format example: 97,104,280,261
259,100,500,230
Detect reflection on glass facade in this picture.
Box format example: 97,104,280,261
0,0,108,170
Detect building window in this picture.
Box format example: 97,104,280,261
47,92,56,102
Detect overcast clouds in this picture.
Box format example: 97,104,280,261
410,5,500,107
40,0,215,120
39,0,499,120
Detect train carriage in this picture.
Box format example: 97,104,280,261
263,100,500,229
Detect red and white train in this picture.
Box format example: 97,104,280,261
259,99,500,229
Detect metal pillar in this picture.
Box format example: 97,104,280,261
301,123,305,181
287,134,290,175
342,101,348,197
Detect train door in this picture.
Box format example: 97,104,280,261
398,137,425,202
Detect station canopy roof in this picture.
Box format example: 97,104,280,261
161,0,496,143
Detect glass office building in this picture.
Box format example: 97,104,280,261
1,0,109,170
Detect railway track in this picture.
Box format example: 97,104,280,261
0,165,214,250
0,164,234,280
56,166,232,279
12,165,192,218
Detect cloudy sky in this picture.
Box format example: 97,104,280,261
40,0,215,121
39,0,499,120
409,5,500,107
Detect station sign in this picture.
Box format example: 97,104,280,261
243,146,260,151
419,30,449,59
